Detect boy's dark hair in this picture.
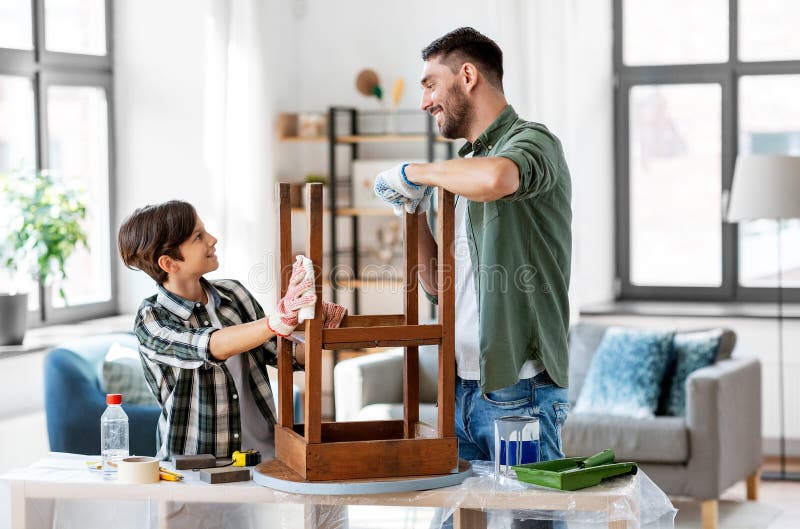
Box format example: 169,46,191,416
421,27,504,91
118,200,197,284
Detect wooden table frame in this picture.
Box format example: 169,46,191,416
6,470,638,529
274,183,458,481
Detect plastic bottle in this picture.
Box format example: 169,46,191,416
101,393,129,480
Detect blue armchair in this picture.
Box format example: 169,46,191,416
44,333,160,456
44,333,303,457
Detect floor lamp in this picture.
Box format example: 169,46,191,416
727,155,800,481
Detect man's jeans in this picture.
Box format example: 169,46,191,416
455,372,570,463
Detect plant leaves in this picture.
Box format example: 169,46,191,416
0,169,88,293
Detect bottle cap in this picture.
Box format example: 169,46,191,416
106,394,122,405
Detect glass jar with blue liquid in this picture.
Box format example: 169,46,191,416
494,415,540,479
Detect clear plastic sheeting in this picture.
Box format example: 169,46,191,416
1,453,676,529
434,461,677,529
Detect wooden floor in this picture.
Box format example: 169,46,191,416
721,459,800,529
761,455,800,474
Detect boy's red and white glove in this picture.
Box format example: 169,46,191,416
322,300,348,329
268,256,316,337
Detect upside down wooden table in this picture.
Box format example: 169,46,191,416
2,453,650,529
273,182,459,482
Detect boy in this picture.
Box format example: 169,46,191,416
118,200,345,460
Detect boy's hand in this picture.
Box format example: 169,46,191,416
374,163,432,214
268,256,316,337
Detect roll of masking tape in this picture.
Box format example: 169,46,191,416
118,456,160,484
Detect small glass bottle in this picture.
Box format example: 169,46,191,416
101,393,129,480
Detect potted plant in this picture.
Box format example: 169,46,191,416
304,173,329,186
288,174,329,208
0,169,88,345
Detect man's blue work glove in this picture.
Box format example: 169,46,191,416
373,163,433,215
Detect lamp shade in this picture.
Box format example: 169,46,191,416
727,155,800,221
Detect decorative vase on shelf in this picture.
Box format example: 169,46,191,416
386,78,405,135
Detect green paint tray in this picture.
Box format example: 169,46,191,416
512,449,638,491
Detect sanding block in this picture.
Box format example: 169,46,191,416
199,466,252,484
172,454,217,470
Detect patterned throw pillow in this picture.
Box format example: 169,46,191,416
660,329,724,416
574,327,674,419
98,342,158,406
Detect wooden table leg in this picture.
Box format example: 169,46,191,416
9,482,25,529
608,519,627,529
157,500,168,529
454,508,487,529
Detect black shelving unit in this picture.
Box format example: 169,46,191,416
326,107,455,314
321,108,455,418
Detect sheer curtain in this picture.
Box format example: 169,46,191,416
493,0,616,314
200,0,615,315
206,0,279,310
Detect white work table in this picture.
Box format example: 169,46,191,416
1,453,675,529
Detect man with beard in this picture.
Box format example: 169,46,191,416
374,27,573,485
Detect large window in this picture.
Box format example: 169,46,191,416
615,0,800,301
0,0,115,324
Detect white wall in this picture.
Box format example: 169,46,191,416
115,0,299,314
114,0,616,316
284,0,616,316
292,1,501,110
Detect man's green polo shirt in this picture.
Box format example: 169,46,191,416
427,105,572,393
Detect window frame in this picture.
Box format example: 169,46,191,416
0,0,117,326
614,0,800,303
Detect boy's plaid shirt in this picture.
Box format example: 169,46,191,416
134,277,297,460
